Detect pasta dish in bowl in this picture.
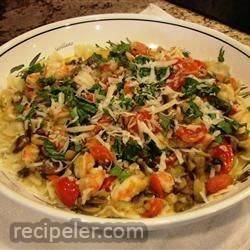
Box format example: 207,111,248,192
0,39,249,219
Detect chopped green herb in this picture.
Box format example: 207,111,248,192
107,40,131,66
29,53,41,66
122,140,142,162
159,113,172,135
39,76,56,85
155,67,169,81
112,137,123,158
25,105,36,120
10,64,25,74
119,94,134,110
215,135,223,144
182,78,199,97
146,140,161,158
86,53,105,66
139,67,151,78
69,107,78,118
89,83,106,96
134,83,159,106
197,84,220,97
43,139,65,161
134,55,151,65
23,63,44,78
217,119,240,134
182,51,190,58
218,47,225,62
110,166,131,182
107,40,131,54
184,100,202,119
182,78,220,98
15,104,24,113
74,143,82,153
207,96,232,115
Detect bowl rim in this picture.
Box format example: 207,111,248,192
0,13,249,230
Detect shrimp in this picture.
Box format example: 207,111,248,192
79,167,106,192
26,73,41,89
48,125,68,149
131,42,150,56
78,167,106,205
74,152,95,178
45,64,76,79
155,171,174,193
111,175,148,202
21,143,39,165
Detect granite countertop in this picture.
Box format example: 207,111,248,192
0,0,249,46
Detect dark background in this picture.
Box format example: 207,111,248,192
169,0,250,34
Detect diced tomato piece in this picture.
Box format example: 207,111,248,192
86,138,114,164
98,115,113,124
167,58,206,91
131,42,149,56
83,92,94,102
175,124,207,144
55,177,80,207
99,63,111,72
141,198,164,218
165,154,177,166
229,104,238,115
124,82,133,95
126,110,151,134
149,174,164,198
211,144,234,173
206,174,233,194
101,176,117,191
168,78,186,91
138,110,152,121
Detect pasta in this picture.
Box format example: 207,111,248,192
0,40,249,218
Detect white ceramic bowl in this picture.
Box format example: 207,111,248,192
0,14,249,230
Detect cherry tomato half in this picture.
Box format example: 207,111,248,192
206,174,233,194
211,144,234,174
175,124,207,144
168,58,206,91
55,177,80,208
141,198,165,218
98,115,113,124
149,174,164,198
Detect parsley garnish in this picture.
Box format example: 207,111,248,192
15,104,24,113
39,76,56,85
110,166,131,182
119,94,134,110
29,53,41,66
134,55,151,65
86,53,105,66
10,64,25,74
43,140,65,161
218,47,225,62
159,113,172,135
184,100,202,119
139,67,151,78
207,96,232,115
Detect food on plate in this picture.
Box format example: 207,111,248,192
0,40,249,218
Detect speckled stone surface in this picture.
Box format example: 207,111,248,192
0,0,249,46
